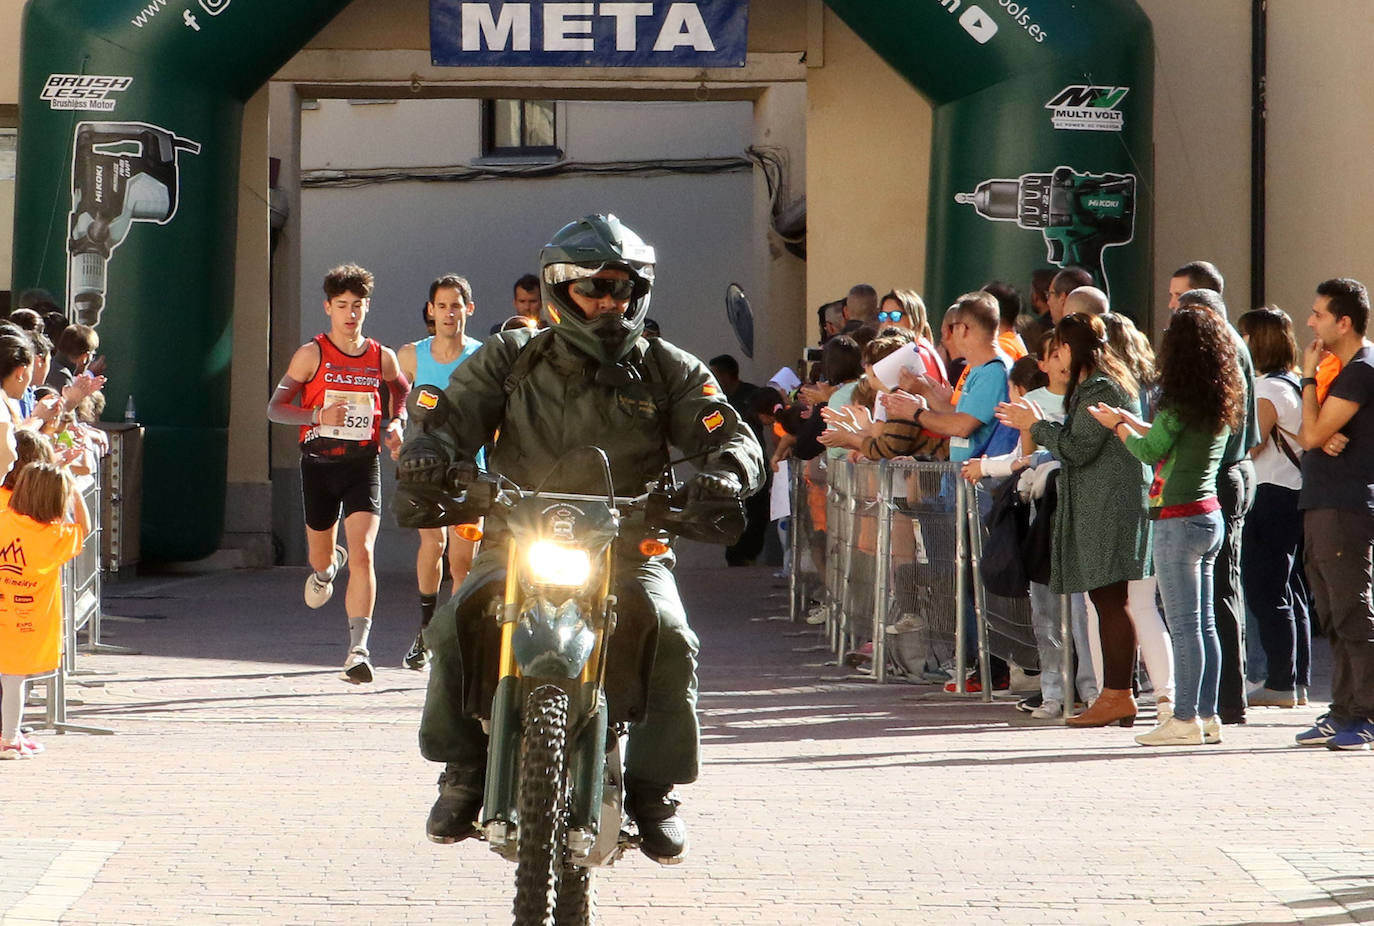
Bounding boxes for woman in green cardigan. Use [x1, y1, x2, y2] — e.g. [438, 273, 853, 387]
[998, 313, 1152, 728]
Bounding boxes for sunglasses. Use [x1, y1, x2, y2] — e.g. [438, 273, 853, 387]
[877, 310, 905, 323]
[570, 277, 637, 301]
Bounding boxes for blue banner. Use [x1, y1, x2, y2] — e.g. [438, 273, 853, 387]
[430, 1, 749, 68]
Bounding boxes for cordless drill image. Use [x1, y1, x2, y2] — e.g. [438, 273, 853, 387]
[955, 166, 1136, 299]
[67, 121, 201, 326]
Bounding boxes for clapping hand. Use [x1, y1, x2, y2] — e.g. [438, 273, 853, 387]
[820, 403, 872, 433]
[995, 397, 1044, 431]
[880, 390, 926, 421]
[1087, 402, 1125, 430]
[897, 368, 950, 404]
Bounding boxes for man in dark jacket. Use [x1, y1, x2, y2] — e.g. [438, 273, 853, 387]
[396, 214, 764, 863]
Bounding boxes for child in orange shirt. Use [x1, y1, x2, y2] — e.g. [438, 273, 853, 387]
[0, 429, 56, 510]
[0, 462, 90, 758]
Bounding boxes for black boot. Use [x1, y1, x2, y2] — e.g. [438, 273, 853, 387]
[624, 776, 688, 864]
[426, 763, 483, 844]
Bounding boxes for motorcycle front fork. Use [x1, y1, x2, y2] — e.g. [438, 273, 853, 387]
[482, 677, 611, 859]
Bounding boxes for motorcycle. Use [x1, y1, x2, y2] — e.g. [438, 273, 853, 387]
[394, 387, 745, 926]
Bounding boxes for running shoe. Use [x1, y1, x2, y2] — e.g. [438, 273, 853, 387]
[1327, 718, 1374, 751]
[341, 646, 374, 684]
[403, 632, 429, 671]
[304, 545, 348, 609]
[1295, 713, 1346, 747]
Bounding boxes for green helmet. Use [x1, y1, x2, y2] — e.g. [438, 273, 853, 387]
[540, 214, 655, 365]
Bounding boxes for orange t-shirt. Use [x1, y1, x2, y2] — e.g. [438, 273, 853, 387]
[1316, 352, 1342, 403]
[998, 330, 1028, 361]
[0, 510, 86, 675]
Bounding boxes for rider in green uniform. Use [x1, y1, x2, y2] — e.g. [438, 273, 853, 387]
[396, 214, 764, 862]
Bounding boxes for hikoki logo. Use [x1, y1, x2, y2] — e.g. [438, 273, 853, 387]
[41, 75, 133, 112]
[1046, 85, 1128, 132]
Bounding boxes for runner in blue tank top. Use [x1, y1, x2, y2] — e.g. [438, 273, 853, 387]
[395, 274, 483, 671]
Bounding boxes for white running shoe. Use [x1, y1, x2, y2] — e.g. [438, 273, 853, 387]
[340, 647, 374, 684]
[304, 545, 348, 609]
[1134, 716, 1204, 746]
[1030, 699, 1064, 721]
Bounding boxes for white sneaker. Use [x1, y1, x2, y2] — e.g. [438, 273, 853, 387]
[1200, 715, 1222, 744]
[1007, 664, 1039, 694]
[340, 647, 374, 684]
[804, 606, 828, 625]
[1134, 715, 1203, 746]
[885, 613, 926, 635]
[1030, 699, 1064, 721]
[304, 545, 348, 609]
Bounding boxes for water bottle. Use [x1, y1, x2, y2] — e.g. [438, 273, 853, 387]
[124, 395, 136, 425]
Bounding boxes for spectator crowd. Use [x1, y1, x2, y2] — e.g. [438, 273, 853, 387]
[761, 264, 1374, 752]
[0, 292, 110, 759]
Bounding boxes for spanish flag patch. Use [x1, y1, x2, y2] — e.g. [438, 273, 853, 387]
[417, 390, 439, 410]
[702, 382, 720, 396]
[702, 410, 725, 432]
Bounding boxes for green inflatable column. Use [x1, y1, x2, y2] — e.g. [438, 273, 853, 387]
[12, 0, 355, 559]
[824, 0, 1154, 324]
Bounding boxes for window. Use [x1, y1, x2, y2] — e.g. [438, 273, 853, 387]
[482, 100, 560, 159]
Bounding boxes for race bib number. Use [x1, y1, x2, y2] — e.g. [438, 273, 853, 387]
[323, 389, 375, 441]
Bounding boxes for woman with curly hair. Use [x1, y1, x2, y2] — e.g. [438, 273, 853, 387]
[997, 313, 1153, 728]
[1090, 307, 1244, 746]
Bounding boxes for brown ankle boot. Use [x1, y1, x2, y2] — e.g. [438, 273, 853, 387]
[1065, 688, 1137, 728]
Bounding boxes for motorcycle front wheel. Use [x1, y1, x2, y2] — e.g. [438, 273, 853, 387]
[554, 866, 595, 925]
[513, 684, 573, 926]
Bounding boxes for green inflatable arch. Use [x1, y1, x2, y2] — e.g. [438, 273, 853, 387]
[11, 0, 1152, 560]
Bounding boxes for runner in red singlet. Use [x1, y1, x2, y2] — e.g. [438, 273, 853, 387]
[268, 264, 410, 684]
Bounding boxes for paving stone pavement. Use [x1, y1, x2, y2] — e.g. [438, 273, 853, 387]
[1, 554, 1372, 925]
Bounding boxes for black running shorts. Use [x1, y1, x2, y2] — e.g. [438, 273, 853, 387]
[300, 452, 381, 531]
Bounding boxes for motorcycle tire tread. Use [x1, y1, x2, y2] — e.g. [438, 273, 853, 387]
[512, 685, 572, 926]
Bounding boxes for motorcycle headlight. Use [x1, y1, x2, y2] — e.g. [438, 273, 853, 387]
[527, 540, 593, 588]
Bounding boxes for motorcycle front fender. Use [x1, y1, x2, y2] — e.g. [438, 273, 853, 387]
[511, 598, 597, 679]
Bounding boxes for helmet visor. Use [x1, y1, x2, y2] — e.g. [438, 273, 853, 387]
[543, 261, 653, 294]
[570, 277, 637, 301]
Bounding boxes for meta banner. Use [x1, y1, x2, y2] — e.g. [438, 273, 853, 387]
[430, 1, 750, 67]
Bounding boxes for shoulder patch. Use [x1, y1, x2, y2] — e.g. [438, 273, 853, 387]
[702, 410, 726, 432]
[702, 382, 720, 396]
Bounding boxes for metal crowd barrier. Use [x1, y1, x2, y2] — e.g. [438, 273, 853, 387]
[32, 468, 114, 735]
[789, 457, 1074, 717]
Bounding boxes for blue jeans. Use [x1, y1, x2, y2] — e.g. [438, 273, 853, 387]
[1153, 511, 1225, 721]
